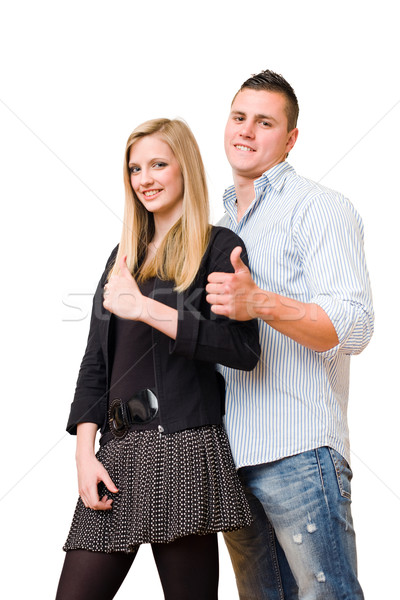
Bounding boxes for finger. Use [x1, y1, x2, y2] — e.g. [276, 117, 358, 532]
[207, 271, 230, 284]
[90, 498, 113, 511]
[210, 304, 230, 317]
[206, 293, 228, 306]
[96, 495, 114, 510]
[230, 246, 248, 273]
[100, 495, 113, 505]
[80, 493, 89, 509]
[85, 484, 101, 508]
[205, 282, 225, 295]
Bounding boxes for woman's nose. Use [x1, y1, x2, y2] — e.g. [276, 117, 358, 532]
[139, 168, 154, 186]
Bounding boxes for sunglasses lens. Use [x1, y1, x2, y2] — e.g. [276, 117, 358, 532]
[130, 389, 158, 424]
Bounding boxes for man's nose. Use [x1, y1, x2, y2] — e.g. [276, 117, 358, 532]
[239, 121, 255, 138]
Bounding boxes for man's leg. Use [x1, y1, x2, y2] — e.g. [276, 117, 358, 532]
[224, 490, 298, 600]
[237, 448, 364, 600]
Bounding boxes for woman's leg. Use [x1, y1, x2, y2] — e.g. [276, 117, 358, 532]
[152, 533, 219, 600]
[55, 548, 137, 600]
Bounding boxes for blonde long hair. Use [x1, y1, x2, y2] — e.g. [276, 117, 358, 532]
[109, 118, 211, 291]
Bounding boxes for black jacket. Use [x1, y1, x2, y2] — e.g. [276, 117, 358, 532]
[66, 226, 260, 436]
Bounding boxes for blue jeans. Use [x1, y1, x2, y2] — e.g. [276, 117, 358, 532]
[223, 447, 364, 600]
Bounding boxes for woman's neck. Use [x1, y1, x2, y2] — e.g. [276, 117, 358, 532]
[152, 212, 181, 245]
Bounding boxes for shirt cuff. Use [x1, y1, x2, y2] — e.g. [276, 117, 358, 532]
[311, 295, 358, 360]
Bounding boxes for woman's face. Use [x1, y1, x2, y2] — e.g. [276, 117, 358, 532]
[128, 134, 184, 224]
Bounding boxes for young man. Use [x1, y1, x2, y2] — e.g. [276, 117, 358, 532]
[206, 70, 374, 599]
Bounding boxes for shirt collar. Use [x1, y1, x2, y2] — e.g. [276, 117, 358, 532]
[223, 161, 294, 209]
[256, 161, 294, 193]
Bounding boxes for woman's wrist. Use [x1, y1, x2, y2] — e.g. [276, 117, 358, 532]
[76, 422, 98, 461]
[141, 297, 178, 339]
[75, 448, 96, 462]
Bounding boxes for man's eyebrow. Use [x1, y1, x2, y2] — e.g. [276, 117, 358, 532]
[230, 110, 277, 122]
[255, 113, 277, 122]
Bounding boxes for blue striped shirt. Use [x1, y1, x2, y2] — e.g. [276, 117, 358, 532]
[218, 161, 374, 468]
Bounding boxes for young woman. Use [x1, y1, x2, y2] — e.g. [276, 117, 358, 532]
[56, 118, 260, 600]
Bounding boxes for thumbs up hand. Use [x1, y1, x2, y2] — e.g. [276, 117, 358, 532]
[103, 255, 144, 320]
[206, 246, 267, 321]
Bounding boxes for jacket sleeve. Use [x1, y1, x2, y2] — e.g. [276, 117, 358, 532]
[293, 193, 374, 360]
[170, 228, 260, 370]
[66, 247, 118, 435]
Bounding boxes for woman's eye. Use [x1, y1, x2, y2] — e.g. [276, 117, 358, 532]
[129, 166, 140, 174]
[153, 162, 167, 168]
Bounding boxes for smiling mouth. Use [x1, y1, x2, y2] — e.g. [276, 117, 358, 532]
[234, 144, 255, 152]
[143, 189, 161, 197]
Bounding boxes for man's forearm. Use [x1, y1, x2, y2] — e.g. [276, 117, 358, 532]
[251, 289, 339, 352]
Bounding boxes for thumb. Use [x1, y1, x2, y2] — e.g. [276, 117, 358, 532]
[230, 246, 248, 274]
[119, 254, 130, 276]
[100, 468, 119, 494]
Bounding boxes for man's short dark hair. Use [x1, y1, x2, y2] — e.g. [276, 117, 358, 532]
[236, 70, 299, 132]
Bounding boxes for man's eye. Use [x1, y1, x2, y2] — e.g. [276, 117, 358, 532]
[129, 166, 140, 174]
[260, 121, 271, 127]
[234, 116, 244, 122]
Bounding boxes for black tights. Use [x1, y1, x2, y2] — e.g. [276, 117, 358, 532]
[55, 534, 219, 600]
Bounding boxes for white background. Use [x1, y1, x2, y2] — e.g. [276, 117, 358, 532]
[1, 1, 399, 598]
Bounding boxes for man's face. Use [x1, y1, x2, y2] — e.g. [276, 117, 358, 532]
[224, 88, 298, 181]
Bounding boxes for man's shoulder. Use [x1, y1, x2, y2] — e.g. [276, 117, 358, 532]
[215, 212, 233, 229]
[287, 168, 345, 202]
[284, 168, 358, 219]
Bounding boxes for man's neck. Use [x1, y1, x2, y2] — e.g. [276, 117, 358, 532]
[233, 174, 258, 222]
[232, 159, 286, 222]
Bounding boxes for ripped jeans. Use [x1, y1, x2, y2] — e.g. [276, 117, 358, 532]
[223, 447, 364, 600]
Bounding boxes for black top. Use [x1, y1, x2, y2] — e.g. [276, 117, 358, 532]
[109, 278, 156, 402]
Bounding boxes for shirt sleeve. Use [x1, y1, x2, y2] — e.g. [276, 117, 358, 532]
[293, 192, 374, 359]
[170, 228, 261, 370]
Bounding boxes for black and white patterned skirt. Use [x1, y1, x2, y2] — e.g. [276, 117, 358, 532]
[63, 425, 252, 553]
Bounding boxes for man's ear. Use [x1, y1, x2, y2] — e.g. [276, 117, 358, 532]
[286, 128, 299, 155]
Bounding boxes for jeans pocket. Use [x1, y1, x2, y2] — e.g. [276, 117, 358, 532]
[328, 448, 353, 500]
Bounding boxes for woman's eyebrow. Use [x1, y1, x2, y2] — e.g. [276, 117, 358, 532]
[128, 156, 167, 166]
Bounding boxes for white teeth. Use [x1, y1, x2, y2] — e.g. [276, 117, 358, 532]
[235, 145, 253, 152]
[144, 190, 160, 197]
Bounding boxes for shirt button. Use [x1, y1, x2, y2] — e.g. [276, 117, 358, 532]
[158, 425, 164, 433]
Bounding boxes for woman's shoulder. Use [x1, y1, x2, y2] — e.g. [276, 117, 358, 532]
[99, 244, 119, 285]
[208, 225, 244, 248]
[204, 226, 249, 272]
[106, 244, 119, 267]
